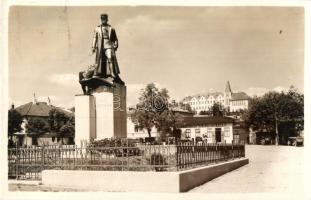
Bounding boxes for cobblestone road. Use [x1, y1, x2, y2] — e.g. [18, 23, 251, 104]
[189, 145, 305, 193]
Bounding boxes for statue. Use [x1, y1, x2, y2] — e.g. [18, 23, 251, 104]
[79, 14, 122, 95]
[92, 13, 120, 79]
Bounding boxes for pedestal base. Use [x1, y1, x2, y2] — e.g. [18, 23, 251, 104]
[75, 78, 127, 145]
[74, 95, 96, 146]
[92, 86, 114, 139]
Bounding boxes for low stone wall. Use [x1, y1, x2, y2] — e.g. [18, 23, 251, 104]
[42, 158, 249, 192]
[179, 158, 249, 192]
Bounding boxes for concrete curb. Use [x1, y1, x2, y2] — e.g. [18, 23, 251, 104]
[8, 180, 41, 185]
[42, 158, 249, 192]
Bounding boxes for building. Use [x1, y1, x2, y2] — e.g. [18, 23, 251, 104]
[127, 107, 194, 139]
[12, 95, 74, 146]
[182, 81, 249, 113]
[177, 116, 236, 143]
[127, 117, 158, 139]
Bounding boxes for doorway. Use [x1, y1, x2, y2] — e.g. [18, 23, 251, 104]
[215, 128, 222, 143]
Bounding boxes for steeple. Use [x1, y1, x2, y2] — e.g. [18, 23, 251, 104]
[225, 81, 232, 93]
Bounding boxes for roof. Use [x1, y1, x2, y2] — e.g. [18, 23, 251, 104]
[15, 102, 73, 117]
[182, 96, 192, 102]
[225, 81, 232, 93]
[231, 92, 249, 101]
[177, 116, 234, 128]
[186, 92, 224, 102]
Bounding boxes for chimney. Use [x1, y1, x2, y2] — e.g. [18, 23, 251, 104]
[33, 93, 37, 104]
[47, 96, 51, 106]
[11, 103, 15, 109]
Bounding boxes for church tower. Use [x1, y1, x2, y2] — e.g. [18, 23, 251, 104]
[224, 81, 232, 108]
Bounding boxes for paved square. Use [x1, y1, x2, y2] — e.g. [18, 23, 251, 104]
[189, 145, 304, 193]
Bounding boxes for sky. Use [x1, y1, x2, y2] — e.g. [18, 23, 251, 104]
[9, 6, 304, 108]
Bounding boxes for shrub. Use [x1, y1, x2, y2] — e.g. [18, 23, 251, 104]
[150, 153, 167, 171]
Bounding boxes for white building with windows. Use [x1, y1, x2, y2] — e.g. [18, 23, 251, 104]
[178, 116, 236, 143]
[182, 81, 249, 113]
[127, 117, 157, 139]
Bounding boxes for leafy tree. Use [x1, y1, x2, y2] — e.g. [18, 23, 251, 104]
[48, 108, 74, 144]
[210, 102, 223, 116]
[8, 109, 23, 138]
[26, 118, 49, 135]
[59, 124, 75, 144]
[245, 87, 303, 145]
[130, 83, 178, 139]
[178, 102, 194, 113]
[48, 108, 68, 132]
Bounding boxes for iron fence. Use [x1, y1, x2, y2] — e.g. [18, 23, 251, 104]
[8, 143, 245, 180]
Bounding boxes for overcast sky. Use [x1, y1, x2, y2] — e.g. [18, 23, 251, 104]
[9, 6, 304, 108]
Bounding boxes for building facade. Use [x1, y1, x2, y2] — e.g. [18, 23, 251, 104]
[127, 107, 194, 139]
[178, 116, 236, 144]
[182, 81, 249, 113]
[127, 117, 158, 139]
[12, 96, 74, 146]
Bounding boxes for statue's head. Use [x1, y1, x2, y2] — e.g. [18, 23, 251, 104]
[100, 14, 108, 24]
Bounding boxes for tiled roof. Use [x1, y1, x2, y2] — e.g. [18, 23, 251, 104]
[15, 102, 72, 117]
[231, 92, 249, 101]
[188, 92, 224, 101]
[177, 116, 234, 128]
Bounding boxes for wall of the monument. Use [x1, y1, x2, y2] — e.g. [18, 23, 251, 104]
[113, 82, 127, 138]
[92, 86, 114, 139]
[74, 95, 96, 146]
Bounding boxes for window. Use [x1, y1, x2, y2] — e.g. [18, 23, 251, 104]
[224, 127, 230, 137]
[31, 137, 38, 146]
[195, 129, 201, 137]
[185, 129, 191, 138]
[233, 134, 239, 144]
[134, 125, 139, 132]
[207, 128, 213, 138]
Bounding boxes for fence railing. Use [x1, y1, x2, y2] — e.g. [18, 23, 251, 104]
[8, 143, 245, 180]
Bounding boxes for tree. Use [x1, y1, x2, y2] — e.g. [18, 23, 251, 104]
[8, 109, 23, 138]
[26, 118, 49, 135]
[59, 124, 75, 144]
[48, 108, 74, 144]
[178, 102, 194, 113]
[245, 88, 303, 145]
[130, 83, 177, 140]
[210, 102, 223, 116]
[48, 109, 67, 132]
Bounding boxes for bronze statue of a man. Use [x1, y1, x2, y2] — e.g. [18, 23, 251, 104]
[92, 14, 120, 78]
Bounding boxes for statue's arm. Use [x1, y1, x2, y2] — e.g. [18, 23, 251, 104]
[111, 28, 118, 50]
[92, 28, 98, 52]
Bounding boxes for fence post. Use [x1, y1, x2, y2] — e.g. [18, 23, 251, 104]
[15, 143, 18, 180]
[41, 146, 44, 174]
[176, 143, 178, 171]
[127, 139, 129, 170]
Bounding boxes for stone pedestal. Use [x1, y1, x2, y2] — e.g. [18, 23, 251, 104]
[113, 82, 127, 138]
[74, 95, 96, 146]
[92, 85, 114, 139]
[75, 78, 127, 145]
